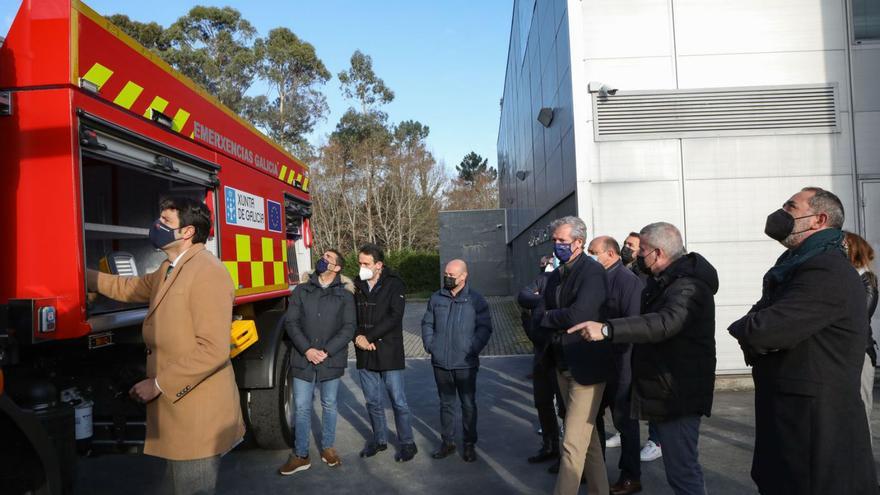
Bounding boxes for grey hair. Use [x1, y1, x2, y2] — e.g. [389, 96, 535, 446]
[549, 216, 587, 242]
[639, 222, 686, 261]
[802, 187, 845, 229]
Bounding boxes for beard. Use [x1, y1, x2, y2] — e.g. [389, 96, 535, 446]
[780, 218, 812, 249]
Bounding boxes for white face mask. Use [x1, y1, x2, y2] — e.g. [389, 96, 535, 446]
[544, 264, 555, 273]
[359, 266, 375, 281]
[588, 254, 599, 262]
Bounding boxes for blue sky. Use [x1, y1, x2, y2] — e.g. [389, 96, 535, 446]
[1, 0, 512, 173]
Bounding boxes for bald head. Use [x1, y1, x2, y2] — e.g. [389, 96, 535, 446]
[445, 259, 467, 275]
[587, 235, 621, 270]
[443, 259, 468, 295]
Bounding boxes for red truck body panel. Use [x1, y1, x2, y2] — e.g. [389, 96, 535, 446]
[0, 0, 312, 341]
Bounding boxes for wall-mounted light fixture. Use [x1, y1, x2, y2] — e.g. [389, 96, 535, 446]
[537, 107, 554, 128]
[516, 170, 530, 181]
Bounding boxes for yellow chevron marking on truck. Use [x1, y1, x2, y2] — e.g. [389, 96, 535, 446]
[172, 109, 190, 132]
[278, 165, 288, 181]
[235, 234, 251, 262]
[302, 177, 310, 192]
[143, 96, 169, 118]
[223, 261, 239, 288]
[262, 237, 274, 262]
[274, 261, 285, 285]
[251, 262, 265, 287]
[82, 63, 114, 90]
[112, 81, 143, 109]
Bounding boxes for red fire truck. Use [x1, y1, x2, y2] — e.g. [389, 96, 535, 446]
[0, 1, 313, 491]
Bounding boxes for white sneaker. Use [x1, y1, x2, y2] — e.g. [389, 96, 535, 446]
[640, 440, 662, 461]
[605, 433, 621, 448]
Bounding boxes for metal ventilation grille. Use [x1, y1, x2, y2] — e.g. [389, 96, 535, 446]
[593, 84, 840, 141]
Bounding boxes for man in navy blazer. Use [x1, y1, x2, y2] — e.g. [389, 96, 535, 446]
[588, 235, 645, 495]
[540, 216, 610, 495]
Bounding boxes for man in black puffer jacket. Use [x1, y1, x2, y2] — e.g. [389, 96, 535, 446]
[352, 244, 417, 463]
[568, 222, 717, 495]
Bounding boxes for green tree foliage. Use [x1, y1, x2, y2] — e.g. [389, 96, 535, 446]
[107, 14, 169, 52]
[337, 50, 394, 112]
[456, 151, 497, 183]
[339, 249, 440, 295]
[162, 6, 261, 113]
[312, 53, 446, 254]
[446, 151, 498, 210]
[246, 27, 331, 156]
[107, 11, 450, 257]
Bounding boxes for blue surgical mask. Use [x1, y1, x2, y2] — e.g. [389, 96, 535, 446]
[588, 254, 599, 262]
[149, 219, 179, 249]
[554, 243, 574, 263]
[315, 258, 329, 274]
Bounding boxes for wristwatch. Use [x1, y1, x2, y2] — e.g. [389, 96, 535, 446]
[601, 324, 610, 338]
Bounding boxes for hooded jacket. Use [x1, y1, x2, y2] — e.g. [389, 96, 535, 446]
[608, 252, 718, 421]
[285, 272, 356, 382]
[353, 268, 407, 371]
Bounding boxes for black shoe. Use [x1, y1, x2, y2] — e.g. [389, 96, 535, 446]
[462, 443, 477, 463]
[395, 443, 418, 462]
[527, 446, 560, 464]
[610, 478, 643, 495]
[431, 442, 456, 459]
[548, 459, 560, 474]
[359, 442, 388, 458]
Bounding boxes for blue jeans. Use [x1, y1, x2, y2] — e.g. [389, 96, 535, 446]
[654, 415, 706, 495]
[293, 376, 340, 458]
[433, 366, 478, 445]
[358, 369, 414, 445]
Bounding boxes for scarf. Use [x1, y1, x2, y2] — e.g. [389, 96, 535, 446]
[763, 228, 845, 293]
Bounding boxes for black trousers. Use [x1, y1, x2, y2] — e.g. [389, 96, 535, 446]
[533, 353, 566, 445]
[433, 366, 478, 445]
[597, 346, 641, 481]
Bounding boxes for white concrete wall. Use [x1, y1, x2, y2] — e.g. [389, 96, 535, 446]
[566, 0, 865, 372]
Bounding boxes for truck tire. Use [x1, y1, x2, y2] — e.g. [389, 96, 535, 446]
[246, 339, 293, 450]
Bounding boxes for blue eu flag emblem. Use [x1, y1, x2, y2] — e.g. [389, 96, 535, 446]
[268, 200, 282, 233]
[225, 187, 237, 225]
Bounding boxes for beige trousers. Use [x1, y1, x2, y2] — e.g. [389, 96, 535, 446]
[553, 370, 608, 495]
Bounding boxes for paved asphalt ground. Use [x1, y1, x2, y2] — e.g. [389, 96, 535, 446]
[72, 298, 880, 494]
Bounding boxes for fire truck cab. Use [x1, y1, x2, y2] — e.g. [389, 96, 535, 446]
[0, 1, 311, 491]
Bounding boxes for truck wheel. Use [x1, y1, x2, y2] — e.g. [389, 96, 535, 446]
[246, 340, 293, 450]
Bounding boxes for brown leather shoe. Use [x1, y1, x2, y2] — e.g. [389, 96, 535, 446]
[321, 447, 341, 467]
[610, 478, 642, 495]
[278, 455, 310, 476]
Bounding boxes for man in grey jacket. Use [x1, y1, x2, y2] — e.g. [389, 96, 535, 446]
[421, 259, 493, 463]
[279, 249, 356, 477]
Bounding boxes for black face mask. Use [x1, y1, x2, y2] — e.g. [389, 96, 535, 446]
[620, 246, 634, 265]
[764, 209, 816, 242]
[635, 250, 657, 274]
[443, 276, 458, 291]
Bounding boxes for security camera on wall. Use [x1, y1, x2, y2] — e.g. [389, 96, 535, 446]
[588, 81, 618, 97]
